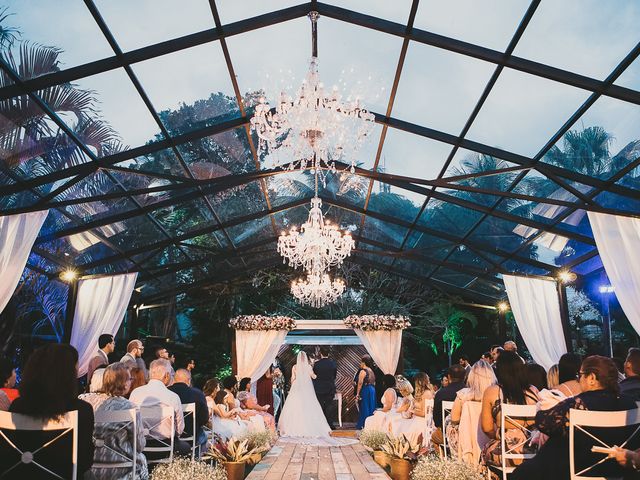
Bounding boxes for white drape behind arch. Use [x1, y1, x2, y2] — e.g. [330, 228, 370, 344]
[71, 273, 138, 377]
[503, 275, 566, 370]
[236, 330, 288, 380]
[0, 211, 49, 314]
[353, 329, 402, 374]
[588, 212, 640, 335]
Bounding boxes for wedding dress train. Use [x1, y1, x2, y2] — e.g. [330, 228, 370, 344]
[277, 351, 355, 446]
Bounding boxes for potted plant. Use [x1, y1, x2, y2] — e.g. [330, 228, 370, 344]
[237, 430, 277, 465]
[204, 437, 268, 480]
[411, 455, 484, 480]
[359, 429, 391, 468]
[381, 435, 423, 480]
[150, 457, 227, 480]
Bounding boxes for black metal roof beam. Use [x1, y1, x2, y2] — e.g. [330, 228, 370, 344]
[0, 3, 314, 101]
[357, 0, 419, 246]
[323, 196, 555, 272]
[315, 2, 640, 105]
[74, 198, 308, 271]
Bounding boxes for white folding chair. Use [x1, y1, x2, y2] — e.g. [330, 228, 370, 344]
[0, 410, 78, 480]
[140, 405, 175, 465]
[334, 393, 343, 428]
[423, 398, 435, 447]
[490, 403, 537, 480]
[92, 408, 137, 478]
[181, 403, 197, 460]
[569, 408, 640, 480]
[441, 400, 455, 459]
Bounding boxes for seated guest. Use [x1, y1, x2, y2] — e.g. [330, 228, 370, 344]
[490, 345, 503, 366]
[203, 378, 220, 419]
[504, 340, 525, 363]
[619, 347, 640, 400]
[120, 340, 146, 382]
[82, 368, 106, 403]
[459, 355, 472, 373]
[481, 352, 492, 363]
[129, 359, 190, 455]
[127, 367, 146, 397]
[212, 390, 254, 441]
[0, 357, 19, 404]
[364, 374, 397, 432]
[168, 368, 210, 451]
[546, 364, 559, 389]
[411, 372, 435, 417]
[481, 351, 539, 468]
[221, 375, 265, 430]
[431, 364, 466, 449]
[611, 446, 640, 472]
[80, 363, 147, 480]
[447, 360, 497, 457]
[9, 344, 94, 478]
[237, 377, 276, 432]
[556, 353, 582, 397]
[387, 376, 424, 445]
[511, 356, 637, 480]
[526, 364, 548, 391]
[87, 334, 115, 386]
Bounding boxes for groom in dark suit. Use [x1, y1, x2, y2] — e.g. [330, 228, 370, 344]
[313, 346, 337, 428]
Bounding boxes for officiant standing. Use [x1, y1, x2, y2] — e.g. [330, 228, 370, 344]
[313, 346, 337, 428]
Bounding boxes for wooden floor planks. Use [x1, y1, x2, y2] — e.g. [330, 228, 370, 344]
[246, 441, 391, 480]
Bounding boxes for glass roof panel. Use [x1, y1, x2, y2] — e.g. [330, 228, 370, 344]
[466, 68, 591, 157]
[328, 0, 412, 24]
[181, 231, 229, 250]
[274, 204, 310, 233]
[4, 0, 113, 70]
[443, 149, 521, 182]
[501, 259, 549, 276]
[393, 258, 434, 278]
[131, 42, 238, 135]
[512, 0, 640, 80]
[227, 216, 273, 247]
[355, 247, 394, 266]
[540, 96, 640, 180]
[152, 198, 214, 236]
[595, 190, 640, 214]
[414, 0, 530, 51]
[616, 171, 640, 191]
[71, 68, 163, 149]
[367, 186, 423, 221]
[216, 0, 300, 25]
[418, 195, 484, 236]
[95, 0, 214, 52]
[393, 42, 495, 135]
[381, 127, 453, 180]
[361, 217, 408, 248]
[431, 267, 481, 289]
[405, 229, 455, 255]
[176, 127, 256, 175]
[573, 254, 603, 276]
[466, 215, 530, 254]
[446, 245, 500, 272]
[215, 180, 267, 222]
[112, 147, 188, 179]
[267, 171, 312, 207]
[614, 56, 640, 90]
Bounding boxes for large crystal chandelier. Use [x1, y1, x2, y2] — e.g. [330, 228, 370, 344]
[250, 11, 375, 180]
[291, 272, 346, 308]
[278, 174, 354, 275]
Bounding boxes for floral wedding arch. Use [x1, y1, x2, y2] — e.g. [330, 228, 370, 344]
[230, 314, 410, 379]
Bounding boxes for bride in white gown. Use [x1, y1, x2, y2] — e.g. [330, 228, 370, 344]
[278, 351, 332, 439]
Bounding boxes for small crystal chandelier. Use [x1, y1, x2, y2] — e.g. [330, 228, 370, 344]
[278, 173, 354, 275]
[250, 11, 375, 181]
[291, 271, 346, 308]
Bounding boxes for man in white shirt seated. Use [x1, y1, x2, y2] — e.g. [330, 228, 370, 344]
[129, 359, 190, 455]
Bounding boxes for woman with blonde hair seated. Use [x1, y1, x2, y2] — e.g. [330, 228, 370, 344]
[411, 372, 436, 417]
[446, 360, 497, 459]
[79, 362, 147, 480]
[387, 375, 425, 445]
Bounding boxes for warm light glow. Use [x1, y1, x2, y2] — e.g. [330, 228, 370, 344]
[60, 269, 78, 282]
[497, 302, 509, 313]
[558, 270, 576, 283]
[599, 285, 614, 293]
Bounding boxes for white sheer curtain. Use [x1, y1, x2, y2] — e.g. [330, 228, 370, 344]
[0, 211, 49, 314]
[71, 273, 138, 377]
[503, 275, 566, 370]
[588, 211, 640, 335]
[353, 329, 402, 374]
[236, 330, 287, 381]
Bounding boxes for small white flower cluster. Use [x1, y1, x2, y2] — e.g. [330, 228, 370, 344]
[411, 455, 484, 480]
[344, 314, 411, 331]
[229, 315, 296, 331]
[150, 458, 227, 480]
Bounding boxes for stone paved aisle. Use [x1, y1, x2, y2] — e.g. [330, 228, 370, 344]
[245, 441, 391, 480]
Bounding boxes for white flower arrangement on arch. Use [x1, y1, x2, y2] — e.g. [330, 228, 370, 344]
[229, 315, 297, 331]
[344, 314, 411, 331]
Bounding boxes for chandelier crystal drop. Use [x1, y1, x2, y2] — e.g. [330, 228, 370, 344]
[291, 272, 346, 308]
[250, 12, 375, 181]
[277, 195, 354, 275]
